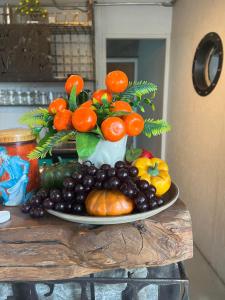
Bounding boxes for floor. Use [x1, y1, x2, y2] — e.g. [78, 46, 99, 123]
[185, 245, 225, 300]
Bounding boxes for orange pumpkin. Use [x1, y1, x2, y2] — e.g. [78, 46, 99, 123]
[85, 190, 134, 216]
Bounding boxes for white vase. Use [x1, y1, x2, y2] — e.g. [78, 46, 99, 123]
[86, 136, 128, 167]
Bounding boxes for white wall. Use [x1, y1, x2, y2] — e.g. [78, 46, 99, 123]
[167, 0, 225, 282]
[94, 4, 172, 88]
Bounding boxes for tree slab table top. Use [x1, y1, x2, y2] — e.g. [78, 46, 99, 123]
[0, 199, 193, 282]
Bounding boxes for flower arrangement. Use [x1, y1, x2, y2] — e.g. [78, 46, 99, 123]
[16, 0, 48, 19]
[20, 70, 171, 161]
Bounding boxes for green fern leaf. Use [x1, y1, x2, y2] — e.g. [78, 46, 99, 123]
[20, 108, 51, 128]
[28, 130, 76, 160]
[143, 119, 171, 138]
[119, 81, 157, 101]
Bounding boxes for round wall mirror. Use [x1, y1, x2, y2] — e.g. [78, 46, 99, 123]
[192, 32, 223, 96]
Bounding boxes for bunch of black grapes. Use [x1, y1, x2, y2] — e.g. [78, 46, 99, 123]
[21, 161, 165, 218]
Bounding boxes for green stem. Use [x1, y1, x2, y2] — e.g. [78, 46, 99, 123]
[148, 163, 159, 176]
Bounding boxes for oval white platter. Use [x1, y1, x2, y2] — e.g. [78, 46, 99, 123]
[47, 182, 179, 225]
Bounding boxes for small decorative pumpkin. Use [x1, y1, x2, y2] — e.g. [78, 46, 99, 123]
[85, 190, 134, 216]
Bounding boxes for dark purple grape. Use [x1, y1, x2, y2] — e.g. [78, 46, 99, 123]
[134, 193, 147, 205]
[149, 200, 158, 210]
[149, 184, 157, 194]
[107, 177, 120, 189]
[32, 196, 42, 207]
[95, 170, 106, 181]
[156, 197, 164, 206]
[138, 180, 150, 191]
[82, 175, 94, 188]
[36, 188, 49, 199]
[129, 166, 139, 177]
[21, 204, 31, 214]
[50, 189, 62, 202]
[87, 166, 97, 176]
[94, 181, 102, 189]
[107, 168, 116, 177]
[63, 177, 75, 190]
[137, 203, 150, 212]
[54, 202, 65, 212]
[115, 161, 126, 169]
[103, 180, 111, 189]
[116, 168, 129, 180]
[145, 190, 155, 200]
[43, 198, 54, 209]
[74, 184, 84, 193]
[62, 189, 75, 202]
[72, 203, 84, 214]
[72, 172, 83, 183]
[30, 207, 45, 218]
[65, 202, 73, 213]
[75, 193, 86, 203]
[100, 164, 111, 171]
[84, 186, 91, 193]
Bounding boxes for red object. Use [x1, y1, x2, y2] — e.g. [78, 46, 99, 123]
[105, 70, 128, 93]
[123, 112, 144, 136]
[101, 117, 126, 142]
[92, 89, 112, 104]
[48, 98, 67, 114]
[65, 74, 84, 95]
[140, 149, 153, 159]
[54, 109, 72, 131]
[0, 129, 40, 196]
[72, 107, 97, 132]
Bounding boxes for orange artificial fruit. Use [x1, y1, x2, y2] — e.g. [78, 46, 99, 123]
[80, 99, 93, 109]
[72, 107, 97, 132]
[65, 74, 84, 95]
[54, 109, 72, 131]
[111, 100, 132, 113]
[101, 117, 126, 142]
[92, 89, 112, 104]
[48, 98, 67, 114]
[124, 112, 144, 136]
[105, 70, 128, 93]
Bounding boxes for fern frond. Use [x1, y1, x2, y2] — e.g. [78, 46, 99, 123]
[119, 81, 157, 101]
[20, 108, 51, 128]
[28, 130, 76, 160]
[143, 119, 171, 138]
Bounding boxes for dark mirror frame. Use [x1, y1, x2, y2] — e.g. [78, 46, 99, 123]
[192, 32, 223, 96]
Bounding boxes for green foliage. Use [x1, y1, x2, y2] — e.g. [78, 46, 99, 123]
[28, 130, 76, 160]
[76, 132, 100, 159]
[76, 90, 91, 106]
[125, 147, 142, 163]
[16, 0, 48, 18]
[143, 119, 171, 138]
[69, 85, 77, 111]
[19, 108, 51, 128]
[119, 81, 157, 101]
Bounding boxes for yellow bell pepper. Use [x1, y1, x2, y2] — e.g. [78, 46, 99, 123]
[133, 157, 171, 196]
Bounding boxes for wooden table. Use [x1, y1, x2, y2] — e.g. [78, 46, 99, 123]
[0, 199, 193, 299]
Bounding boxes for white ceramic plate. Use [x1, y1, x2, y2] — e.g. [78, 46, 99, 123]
[47, 182, 179, 225]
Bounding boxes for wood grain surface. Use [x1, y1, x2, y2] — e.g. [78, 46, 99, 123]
[0, 199, 193, 282]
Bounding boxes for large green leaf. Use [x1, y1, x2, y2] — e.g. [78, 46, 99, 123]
[119, 81, 157, 101]
[69, 85, 77, 111]
[76, 132, 100, 159]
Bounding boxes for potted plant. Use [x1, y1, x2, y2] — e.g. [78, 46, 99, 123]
[20, 71, 171, 166]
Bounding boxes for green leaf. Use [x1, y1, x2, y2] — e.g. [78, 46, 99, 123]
[76, 133, 100, 160]
[119, 81, 157, 101]
[140, 106, 145, 113]
[28, 130, 76, 160]
[126, 147, 142, 163]
[143, 119, 171, 138]
[108, 111, 131, 117]
[90, 125, 104, 138]
[19, 107, 51, 128]
[76, 90, 90, 106]
[69, 85, 77, 111]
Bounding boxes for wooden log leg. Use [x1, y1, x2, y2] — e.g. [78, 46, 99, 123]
[10, 283, 38, 300]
